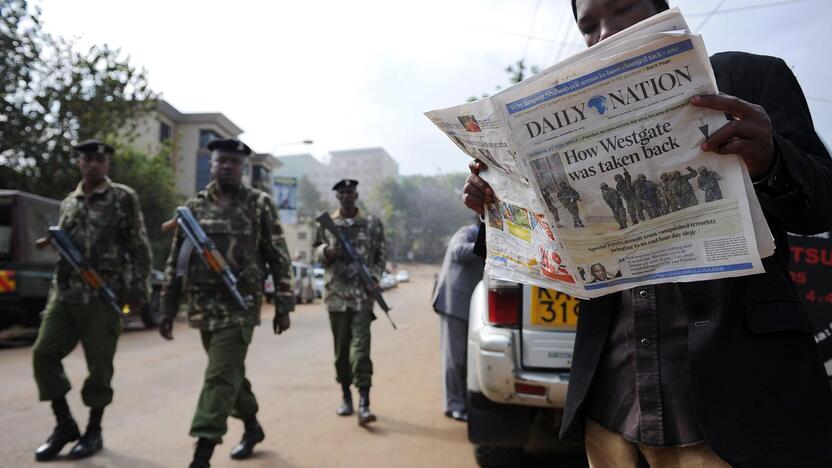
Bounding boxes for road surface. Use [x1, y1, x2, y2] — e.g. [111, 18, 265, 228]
[0, 264, 587, 467]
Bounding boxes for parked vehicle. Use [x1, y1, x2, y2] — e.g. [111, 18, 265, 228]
[312, 267, 325, 298]
[467, 276, 579, 467]
[395, 269, 410, 283]
[292, 261, 316, 304]
[0, 190, 60, 329]
[379, 272, 397, 290]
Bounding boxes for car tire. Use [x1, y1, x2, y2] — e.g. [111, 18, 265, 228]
[140, 288, 162, 328]
[473, 446, 522, 468]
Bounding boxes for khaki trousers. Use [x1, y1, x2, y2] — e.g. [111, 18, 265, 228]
[585, 419, 732, 468]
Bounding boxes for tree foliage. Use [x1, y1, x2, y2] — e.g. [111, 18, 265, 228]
[468, 59, 540, 101]
[109, 143, 181, 269]
[297, 175, 330, 221]
[0, 0, 156, 198]
[374, 173, 476, 263]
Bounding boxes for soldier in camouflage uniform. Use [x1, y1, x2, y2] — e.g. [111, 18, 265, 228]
[31, 140, 152, 461]
[557, 180, 585, 227]
[313, 179, 387, 426]
[634, 173, 662, 219]
[672, 167, 700, 209]
[614, 168, 640, 225]
[158, 139, 294, 468]
[600, 183, 628, 229]
[659, 172, 679, 213]
[696, 166, 724, 202]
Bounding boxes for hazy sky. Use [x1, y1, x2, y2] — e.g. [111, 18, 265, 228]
[39, 0, 832, 175]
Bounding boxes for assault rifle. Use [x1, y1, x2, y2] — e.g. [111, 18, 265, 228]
[316, 212, 396, 329]
[162, 206, 249, 310]
[36, 226, 122, 315]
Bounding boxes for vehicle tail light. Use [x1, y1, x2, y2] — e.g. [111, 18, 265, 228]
[487, 278, 520, 327]
[515, 383, 546, 396]
[0, 270, 17, 293]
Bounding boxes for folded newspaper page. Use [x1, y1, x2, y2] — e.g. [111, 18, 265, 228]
[425, 8, 773, 299]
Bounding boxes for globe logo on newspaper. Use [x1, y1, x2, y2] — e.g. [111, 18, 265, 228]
[587, 95, 608, 115]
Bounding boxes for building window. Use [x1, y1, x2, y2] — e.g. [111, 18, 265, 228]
[195, 153, 211, 191]
[199, 130, 222, 149]
[159, 122, 172, 143]
[298, 231, 307, 240]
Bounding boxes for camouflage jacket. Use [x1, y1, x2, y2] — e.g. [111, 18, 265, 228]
[162, 182, 294, 331]
[53, 177, 152, 305]
[313, 208, 386, 312]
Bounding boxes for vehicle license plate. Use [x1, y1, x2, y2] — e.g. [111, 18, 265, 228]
[529, 287, 579, 329]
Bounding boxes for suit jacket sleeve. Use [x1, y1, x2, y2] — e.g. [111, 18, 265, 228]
[754, 58, 832, 234]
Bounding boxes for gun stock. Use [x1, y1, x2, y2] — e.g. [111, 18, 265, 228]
[38, 226, 122, 315]
[169, 207, 249, 310]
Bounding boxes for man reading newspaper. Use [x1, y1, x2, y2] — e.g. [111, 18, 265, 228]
[461, 1, 832, 466]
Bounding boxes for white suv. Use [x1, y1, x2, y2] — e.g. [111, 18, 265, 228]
[467, 276, 580, 467]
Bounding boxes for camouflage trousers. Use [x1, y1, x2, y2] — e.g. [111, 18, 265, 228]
[190, 325, 259, 442]
[32, 296, 122, 408]
[328, 309, 373, 388]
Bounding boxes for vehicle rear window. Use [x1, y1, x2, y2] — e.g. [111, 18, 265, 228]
[0, 205, 11, 260]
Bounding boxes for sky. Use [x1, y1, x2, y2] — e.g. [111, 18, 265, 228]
[38, 0, 832, 176]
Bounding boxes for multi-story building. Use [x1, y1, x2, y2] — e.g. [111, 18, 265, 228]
[275, 147, 398, 200]
[272, 148, 398, 263]
[130, 100, 277, 198]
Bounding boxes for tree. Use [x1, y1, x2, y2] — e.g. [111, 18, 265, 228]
[468, 59, 540, 101]
[297, 175, 329, 220]
[0, 0, 156, 198]
[109, 143, 181, 269]
[376, 174, 475, 263]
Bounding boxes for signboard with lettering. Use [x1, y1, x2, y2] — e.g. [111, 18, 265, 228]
[272, 176, 298, 225]
[788, 232, 832, 376]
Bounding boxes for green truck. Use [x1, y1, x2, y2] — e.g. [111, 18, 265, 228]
[0, 190, 60, 329]
[0, 190, 162, 333]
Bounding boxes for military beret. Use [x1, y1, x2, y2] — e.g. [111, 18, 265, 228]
[571, 0, 668, 19]
[206, 138, 252, 156]
[73, 139, 114, 155]
[332, 179, 359, 191]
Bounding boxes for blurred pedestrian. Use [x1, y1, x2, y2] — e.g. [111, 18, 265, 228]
[158, 138, 294, 468]
[431, 222, 484, 421]
[32, 140, 151, 461]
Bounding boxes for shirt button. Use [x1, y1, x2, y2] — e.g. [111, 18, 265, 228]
[638, 290, 648, 298]
[641, 338, 650, 346]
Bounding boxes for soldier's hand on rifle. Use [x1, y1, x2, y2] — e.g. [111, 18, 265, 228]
[324, 244, 343, 261]
[159, 315, 174, 340]
[364, 281, 381, 295]
[464, 159, 494, 216]
[273, 313, 291, 334]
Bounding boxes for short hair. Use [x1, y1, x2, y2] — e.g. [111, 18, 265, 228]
[571, 0, 669, 20]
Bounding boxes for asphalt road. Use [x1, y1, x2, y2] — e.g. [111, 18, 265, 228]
[0, 264, 587, 468]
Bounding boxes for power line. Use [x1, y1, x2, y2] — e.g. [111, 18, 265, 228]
[694, 0, 726, 31]
[522, 0, 544, 60]
[808, 96, 832, 104]
[686, 0, 820, 17]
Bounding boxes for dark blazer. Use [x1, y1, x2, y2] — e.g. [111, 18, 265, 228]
[559, 52, 832, 466]
[432, 224, 484, 322]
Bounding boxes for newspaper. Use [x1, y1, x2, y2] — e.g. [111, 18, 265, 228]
[426, 8, 773, 299]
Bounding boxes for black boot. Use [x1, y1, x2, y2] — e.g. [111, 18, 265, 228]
[68, 407, 104, 459]
[35, 398, 81, 461]
[189, 437, 215, 468]
[336, 384, 354, 416]
[230, 418, 265, 460]
[357, 387, 376, 426]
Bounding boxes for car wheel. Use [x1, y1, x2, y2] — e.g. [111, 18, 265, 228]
[140, 288, 162, 328]
[473, 446, 522, 468]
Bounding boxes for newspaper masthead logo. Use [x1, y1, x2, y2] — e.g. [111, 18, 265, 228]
[602, 65, 693, 113]
[523, 65, 694, 139]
